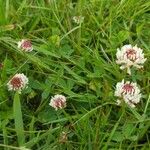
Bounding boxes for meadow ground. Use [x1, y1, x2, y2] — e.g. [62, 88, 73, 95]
[0, 0, 150, 149]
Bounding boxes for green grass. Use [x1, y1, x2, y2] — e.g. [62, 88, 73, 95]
[0, 0, 150, 149]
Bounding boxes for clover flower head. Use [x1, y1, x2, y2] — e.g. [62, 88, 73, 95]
[115, 80, 141, 108]
[18, 39, 33, 52]
[49, 94, 66, 110]
[7, 73, 28, 93]
[116, 44, 146, 74]
[72, 16, 84, 24]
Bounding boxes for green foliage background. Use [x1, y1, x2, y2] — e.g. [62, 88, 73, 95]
[0, 0, 150, 149]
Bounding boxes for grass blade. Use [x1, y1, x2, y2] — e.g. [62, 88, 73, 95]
[13, 92, 25, 146]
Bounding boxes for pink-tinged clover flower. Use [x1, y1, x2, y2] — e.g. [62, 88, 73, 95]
[49, 94, 66, 110]
[72, 16, 84, 24]
[7, 73, 28, 93]
[18, 39, 33, 52]
[116, 44, 146, 75]
[115, 80, 141, 108]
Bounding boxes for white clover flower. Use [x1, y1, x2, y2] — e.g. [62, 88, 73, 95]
[114, 80, 141, 108]
[72, 16, 84, 24]
[116, 44, 146, 75]
[18, 39, 33, 52]
[7, 73, 28, 93]
[49, 94, 66, 111]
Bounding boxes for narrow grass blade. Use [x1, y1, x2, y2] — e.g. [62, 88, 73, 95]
[13, 92, 25, 146]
